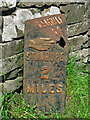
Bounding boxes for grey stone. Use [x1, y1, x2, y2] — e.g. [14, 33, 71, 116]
[83, 57, 89, 63]
[0, 59, 2, 74]
[82, 49, 89, 57]
[67, 21, 89, 37]
[14, 9, 34, 32]
[60, 3, 88, 24]
[17, 2, 43, 8]
[42, 6, 61, 16]
[2, 39, 24, 59]
[34, 13, 42, 18]
[0, 0, 16, 11]
[70, 48, 89, 63]
[7, 68, 22, 80]
[68, 35, 88, 51]
[2, 53, 23, 74]
[2, 9, 34, 41]
[0, 44, 2, 59]
[2, 77, 23, 93]
[2, 16, 17, 42]
[17, 2, 60, 8]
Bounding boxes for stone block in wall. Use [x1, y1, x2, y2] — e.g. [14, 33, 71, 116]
[2, 9, 35, 41]
[14, 9, 34, 32]
[0, 59, 2, 82]
[17, 2, 60, 8]
[2, 53, 23, 74]
[70, 48, 89, 63]
[0, 0, 16, 11]
[2, 39, 24, 59]
[60, 3, 88, 24]
[2, 77, 23, 93]
[0, 44, 2, 59]
[6, 68, 23, 80]
[41, 6, 61, 16]
[68, 34, 88, 51]
[2, 16, 17, 42]
[67, 21, 88, 37]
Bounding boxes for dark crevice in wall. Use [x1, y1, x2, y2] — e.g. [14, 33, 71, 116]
[17, 4, 59, 9]
[67, 21, 83, 26]
[3, 52, 24, 62]
[12, 36, 24, 40]
[69, 2, 85, 5]
[15, 84, 23, 94]
[1, 67, 23, 83]
[68, 31, 88, 38]
[0, 35, 2, 43]
[39, 4, 58, 11]
[17, 4, 62, 13]
[59, 4, 68, 6]
[2, 36, 24, 44]
[60, 10, 65, 14]
[2, 7, 16, 16]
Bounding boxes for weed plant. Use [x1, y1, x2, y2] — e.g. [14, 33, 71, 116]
[0, 52, 89, 119]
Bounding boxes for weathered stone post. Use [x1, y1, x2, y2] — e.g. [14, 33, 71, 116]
[24, 14, 68, 113]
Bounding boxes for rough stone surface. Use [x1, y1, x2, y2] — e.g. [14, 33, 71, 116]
[17, 2, 60, 8]
[2, 9, 35, 41]
[60, 3, 88, 24]
[2, 77, 23, 93]
[68, 34, 88, 51]
[2, 53, 23, 74]
[82, 49, 89, 57]
[6, 68, 22, 80]
[42, 6, 61, 16]
[0, 0, 16, 11]
[0, 44, 2, 59]
[2, 16, 17, 42]
[70, 48, 89, 62]
[83, 57, 89, 63]
[34, 13, 42, 18]
[0, 59, 2, 75]
[14, 9, 34, 32]
[67, 21, 89, 37]
[2, 39, 24, 59]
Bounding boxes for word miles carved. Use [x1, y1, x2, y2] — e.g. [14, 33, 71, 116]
[24, 14, 68, 113]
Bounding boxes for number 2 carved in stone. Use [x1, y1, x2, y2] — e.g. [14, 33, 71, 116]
[41, 66, 49, 79]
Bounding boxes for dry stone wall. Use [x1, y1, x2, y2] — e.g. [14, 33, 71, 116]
[0, 1, 89, 96]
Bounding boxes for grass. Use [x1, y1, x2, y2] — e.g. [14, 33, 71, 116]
[0, 52, 89, 119]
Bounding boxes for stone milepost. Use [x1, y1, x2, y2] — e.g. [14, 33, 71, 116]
[24, 14, 68, 113]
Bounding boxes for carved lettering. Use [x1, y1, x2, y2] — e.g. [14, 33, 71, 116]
[36, 21, 43, 28]
[35, 53, 39, 61]
[31, 52, 35, 61]
[45, 52, 49, 61]
[40, 20, 46, 28]
[36, 16, 64, 28]
[27, 84, 34, 93]
[36, 84, 39, 93]
[40, 52, 44, 61]
[52, 28, 58, 35]
[26, 52, 30, 61]
[60, 52, 64, 62]
[41, 66, 49, 79]
[55, 53, 59, 61]
[41, 84, 47, 93]
[57, 26, 63, 34]
[56, 84, 62, 93]
[26, 84, 62, 94]
[49, 84, 55, 93]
